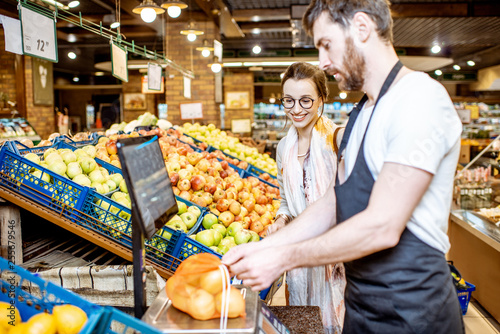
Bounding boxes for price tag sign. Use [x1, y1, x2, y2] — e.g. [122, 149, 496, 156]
[20, 5, 58, 62]
[111, 42, 128, 82]
[183, 76, 191, 99]
[231, 119, 252, 134]
[147, 63, 162, 91]
[180, 102, 203, 120]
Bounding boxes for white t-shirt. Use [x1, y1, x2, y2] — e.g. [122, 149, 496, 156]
[344, 72, 462, 254]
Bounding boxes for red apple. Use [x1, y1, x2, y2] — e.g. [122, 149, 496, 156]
[233, 179, 244, 192]
[204, 182, 217, 194]
[220, 160, 229, 170]
[248, 177, 260, 188]
[196, 159, 210, 173]
[229, 201, 241, 216]
[169, 172, 179, 186]
[219, 170, 228, 179]
[177, 178, 191, 191]
[192, 194, 208, 207]
[219, 211, 235, 227]
[241, 217, 251, 229]
[178, 169, 192, 181]
[213, 188, 226, 201]
[238, 191, 250, 204]
[179, 190, 192, 202]
[260, 215, 271, 227]
[106, 140, 118, 155]
[254, 204, 266, 216]
[191, 175, 206, 192]
[187, 152, 202, 166]
[243, 199, 255, 213]
[202, 192, 213, 205]
[216, 199, 230, 212]
[260, 173, 270, 181]
[176, 146, 188, 156]
[250, 220, 264, 233]
[240, 206, 248, 217]
[256, 194, 268, 205]
[226, 189, 238, 200]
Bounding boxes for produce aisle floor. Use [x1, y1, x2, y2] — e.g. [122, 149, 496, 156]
[269, 279, 500, 334]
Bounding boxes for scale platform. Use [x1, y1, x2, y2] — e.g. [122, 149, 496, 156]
[142, 285, 290, 334]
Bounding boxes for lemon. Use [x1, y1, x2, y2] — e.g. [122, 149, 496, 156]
[24, 313, 56, 334]
[0, 301, 21, 329]
[52, 304, 87, 334]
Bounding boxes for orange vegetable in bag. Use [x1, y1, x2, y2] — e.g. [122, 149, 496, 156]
[166, 253, 246, 320]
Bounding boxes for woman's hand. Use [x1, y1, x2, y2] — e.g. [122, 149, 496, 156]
[265, 216, 289, 236]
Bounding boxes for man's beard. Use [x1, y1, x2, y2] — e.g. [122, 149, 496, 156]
[337, 36, 365, 92]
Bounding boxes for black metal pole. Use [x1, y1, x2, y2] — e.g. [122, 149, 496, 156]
[132, 218, 147, 319]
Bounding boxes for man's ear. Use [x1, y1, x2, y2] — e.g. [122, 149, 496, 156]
[351, 12, 373, 44]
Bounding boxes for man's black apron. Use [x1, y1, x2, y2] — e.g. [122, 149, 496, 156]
[334, 61, 464, 333]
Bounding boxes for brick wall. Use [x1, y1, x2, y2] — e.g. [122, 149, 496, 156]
[0, 31, 17, 110]
[122, 71, 157, 123]
[24, 57, 55, 140]
[164, 20, 220, 127]
[223, 72, 255, 128]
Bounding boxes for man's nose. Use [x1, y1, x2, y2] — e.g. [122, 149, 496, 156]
[319, 49, 332, 71]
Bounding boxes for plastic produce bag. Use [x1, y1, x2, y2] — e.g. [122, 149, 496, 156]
[166, 253, 246, 324]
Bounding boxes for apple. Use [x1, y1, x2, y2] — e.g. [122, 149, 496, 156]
[66, 161, 83, 179]
[73, 174, 91, 187]
[226, 189, 238, 200]
[82, 145, 97, 158]
[106, 140, 118, 155]
[249, 230, 260, 242]
[216, 199, 230, 212]
[187, 152, 202, 165]
[179, 190, 192, 202]
[217, 244, 229, 255]
[169, 172, 179, 186]
[196, 159, 210, 173]
[250, 220, 264, 233]
[190, 175, 206, 192]
[177, 201, 188, 214]
[219, 211, 235, 227]
[204, 182, 217, 194]
[43, 148, 57, 160]
[227, 222, 243, 237]
[191, 194, 208, 207]
[178, 169, 192, 180]
[201, 192, 213, 205]
[166, 217, 188, 233]
[196, 229, 215, 247]
[243, 199, 255, 213]
[210, 223, 226, 237]
[89, 170, 105, 184]
[234, 229, 252, 245]
[31, 170, 51, 183]
[61, 151, 77, 164]
[172, 186, 181, 196]
[229, 201, 241, 216]
[177, 178, 191, 191]
[79, 157, 97, 174]
[187, 205, 202, 218]
[254, 204, 266, 216]
[202, 213, 219, 230]
[45, 152, 63, 164]
[248, 177, 260, 188]
[219, 236, 236, 249]
[180, 212, 197, 229]
[238, 191, 250, 204]
[213, 188, 226, 201]
[210, 246, 220, 253]
[119, 179, 128, 193]
[110, 173, 124, 187]
[48, 160, 67, 176]
[91, 181, 105, 194]
[106, 179, 116, 191]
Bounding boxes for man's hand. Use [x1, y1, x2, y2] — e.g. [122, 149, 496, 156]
[222, 243, 288, 291]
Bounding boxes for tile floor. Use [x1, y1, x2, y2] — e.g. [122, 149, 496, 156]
[269, 280, 500, 334]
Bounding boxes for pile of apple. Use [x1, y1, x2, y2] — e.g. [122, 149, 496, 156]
[157, 200, 203, 236]
[190, 213, 260, 255]
[179, 123, 278, 176]
[22, 146, 125, 196]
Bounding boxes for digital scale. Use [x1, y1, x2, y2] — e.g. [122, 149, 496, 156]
[117, 135, 290, 333]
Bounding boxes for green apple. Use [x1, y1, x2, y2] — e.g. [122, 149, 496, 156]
[79, 157, 97, 174]
[219, 236, 236, 249]
[158, 227, 172, 240]
[61, 151, 77, 165]
[110, 173, 124, 187]
[89, 170, 105, 184]
[189, 233, 196, 239]
[48, 160, 67, 176]
[119, 179, 128, 193]
[116, 197, 131, 209]
[210, 223, 226, 237]
[209, 246, 220, 253]
[73, 174, 91, 187]
[180, 212, 197, 229]
[24, 153, 40, 165]
[99, 167, 110, 180]
[177, 201, 188, 215]
[101, 182, 110, 194]
[45, 152, 63, 165]
[111, 191, 127, 202]
[187, 205, 202, 218]
[106, 179, 117, 191]
[212, 229, 222, 246]
[166, 218, 187, 233]
[74, 148, 89, 158]
[249, 230, 260, 242]
[227, 222, 243, 237]
[91, 181, 105, 194]
[234, 229, 252, 245]
[66, 162, 83, 179]
[217, 244, 229, 255]
[202, 213, 219, 230]
[82, 145, 97, 158]
[196, 229, 215, 247]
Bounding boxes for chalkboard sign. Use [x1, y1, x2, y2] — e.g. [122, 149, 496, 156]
[117, 136, 178, 239]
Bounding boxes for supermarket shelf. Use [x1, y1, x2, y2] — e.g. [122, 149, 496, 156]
[0, 185, 174, 279]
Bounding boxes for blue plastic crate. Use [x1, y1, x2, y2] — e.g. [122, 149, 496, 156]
[246, 164, 277, 180]
[96, 306, 162, 334]
[242, 170, 279, 189]
[207, 146, 242, 164]
[457, 281, 475, 315]
[52, 135, 97, 148]
[0, 145, 90, 213]
[0, 256, 104, 333]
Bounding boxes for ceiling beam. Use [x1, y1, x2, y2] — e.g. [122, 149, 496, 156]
[232, 8, 290, 22]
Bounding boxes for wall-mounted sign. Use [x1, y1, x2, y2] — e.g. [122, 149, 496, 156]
[231, 119, 252, 134]
[225, 91, 250, 109]
[147, 62, 162, 91]
[20, 5, 57, 62]
[180, 102, 203, 120]
[32, 58, 53, 105]
[111, 42, 128, 82]
[141, 76, 164, 94]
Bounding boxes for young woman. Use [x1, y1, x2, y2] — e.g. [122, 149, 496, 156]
[267, 62, 345, 334]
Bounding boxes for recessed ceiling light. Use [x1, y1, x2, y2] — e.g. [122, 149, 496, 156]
[252, 45, 261, 54]
[467, 60, 475, 66]
[453, 64, 461, 71]
[431, 45, 441, 54]
[68, 52, 77, 59]
[435, 69, 443, 76]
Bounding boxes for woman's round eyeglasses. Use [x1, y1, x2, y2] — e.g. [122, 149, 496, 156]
[280, 97, 315, 109]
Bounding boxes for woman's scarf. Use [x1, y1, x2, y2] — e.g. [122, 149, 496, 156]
[282, 115, 338, 217]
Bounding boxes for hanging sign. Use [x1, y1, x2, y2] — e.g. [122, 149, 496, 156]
[214, 40, 223, 61]
[141, 76, 164, 94]
[111, 42, 128, 82]
[183, 76, 191, 99]
[20, 5, 58, 62]
[147, 63, 162, 91]
[180, 102, 203, 120]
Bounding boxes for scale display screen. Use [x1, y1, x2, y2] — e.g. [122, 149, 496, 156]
[117, 135, 178, 239]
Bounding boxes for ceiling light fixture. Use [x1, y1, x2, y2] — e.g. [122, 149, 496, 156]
[435, 69, 442, 76]
[252, 45, 261, 54]
[132, 0, 165, 23]
[67, 34, 77, 43]
[180, 20, 204, 41]
[67, 51, 77, 59]
[208, 57, 222, 73]
[431, 45, 441, 54]
[73, 76, 79, 82]
[196, 39, 214, 57]
[467, 60, 475, 66]
[95, 72, 105, 76]
[453, 64, 461, 71]
[161, 0, 187, 18]
[68, 0, 80, 8]
[110, 22, 120, 29]
[339, 92, 347, 99]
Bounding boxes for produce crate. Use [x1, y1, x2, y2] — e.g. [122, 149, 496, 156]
[246, 164, 277, 180]
[96, 306, 162, 334]
[457, 281, 475, 315]
[0, 256, 104, 333]
[52, 134, 100, 148]
[0, 143, 90, 214]
[242, 170, 279, 189]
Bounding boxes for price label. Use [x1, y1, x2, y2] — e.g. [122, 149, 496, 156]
[180, 102, 203, 120]
[20, 5, 58, 62]
[147, 63, 162, 91]
[111, 42, 128, 82]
